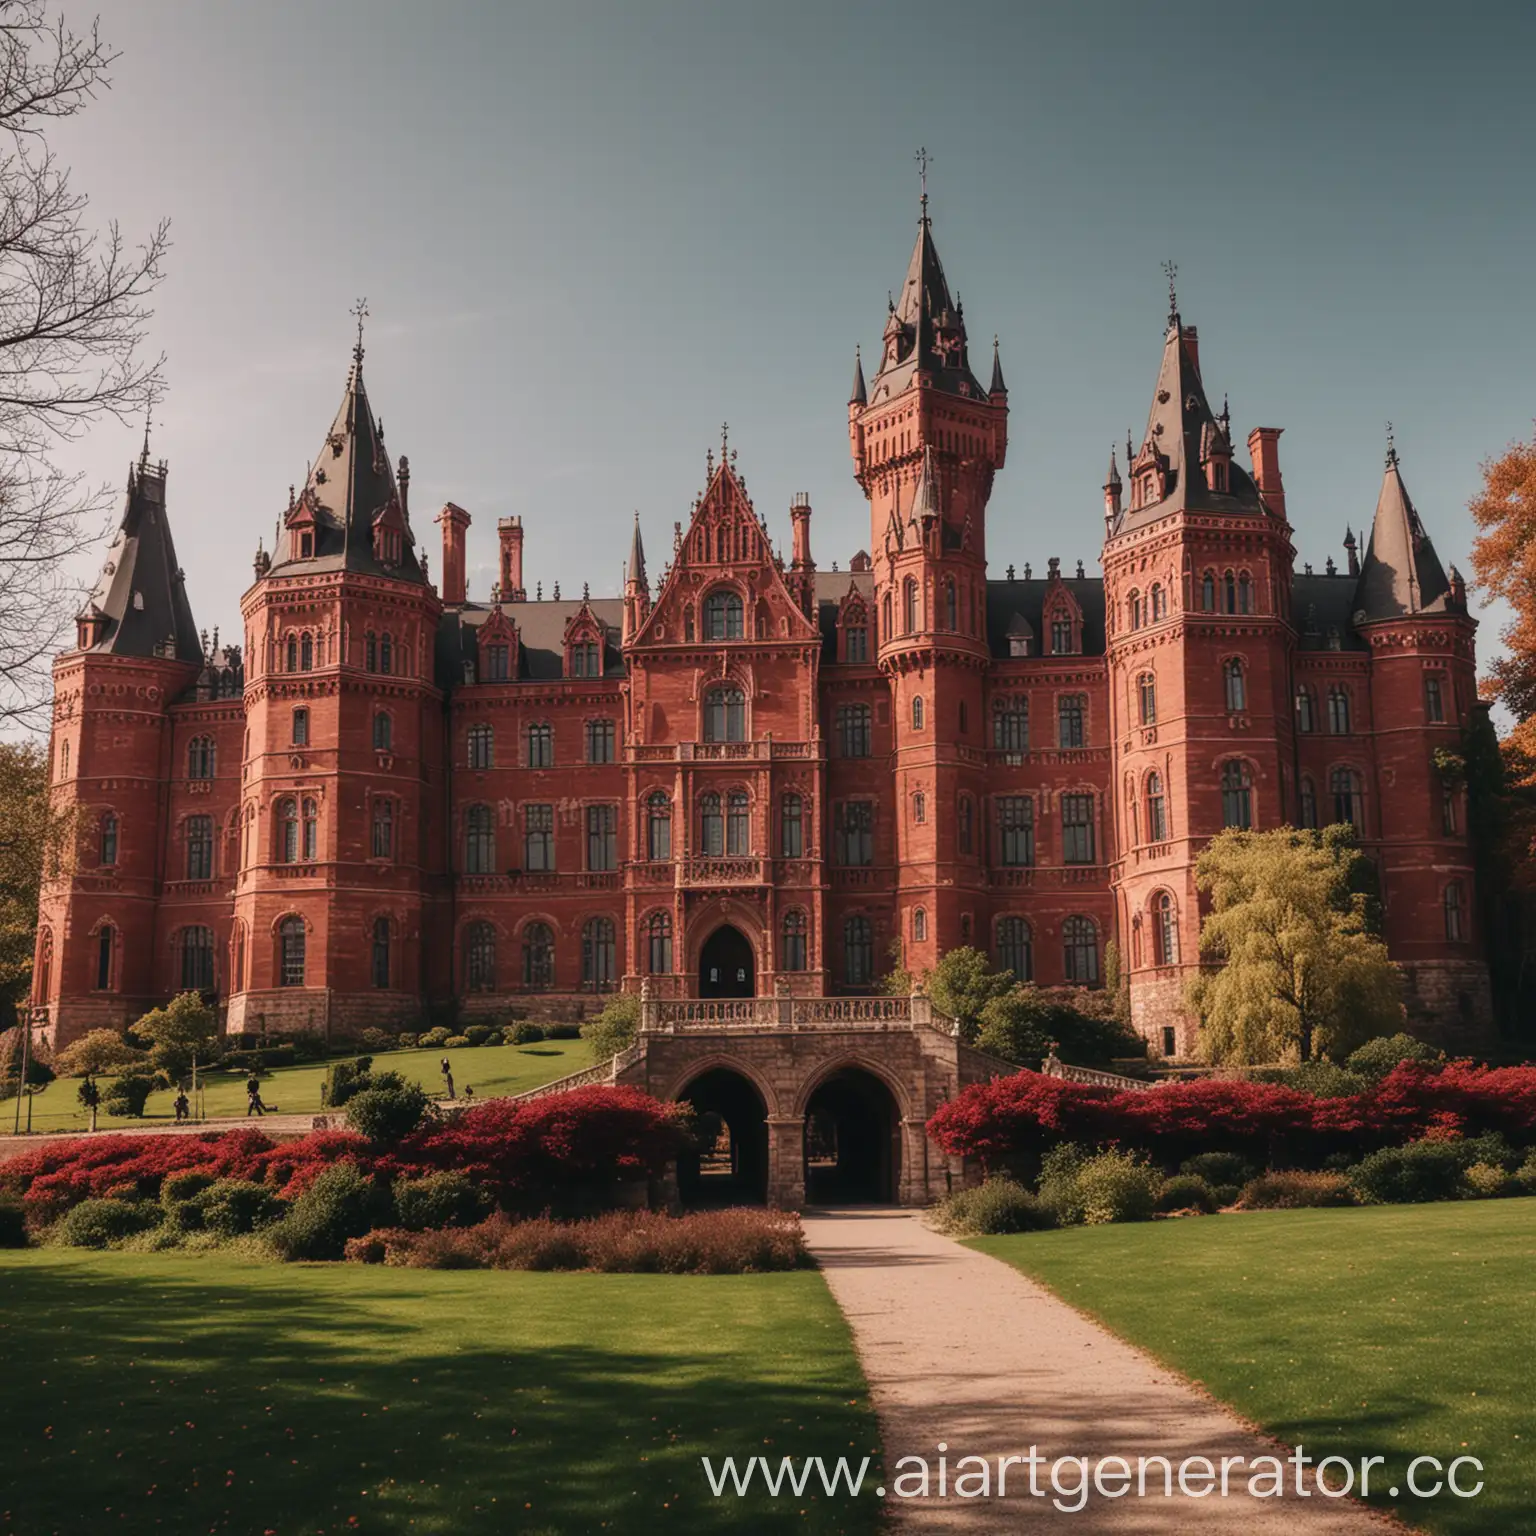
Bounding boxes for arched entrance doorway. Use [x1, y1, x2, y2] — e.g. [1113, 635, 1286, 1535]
[699, 924, 754, 998]
[803, 1067, 901, 1204]
[676, 1067, 768, 1205]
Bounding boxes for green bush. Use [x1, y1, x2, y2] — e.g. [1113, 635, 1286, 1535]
[198, 1179, 285, 1236]
[56, 1197, 162, 1249]
[264, 1163, 394, 1262]
[102, 1070, 159, 1118]
[161, 1171, 217, 1205]
[1350, 1140, 1466, 1204]
[1462, 1162, 1514, 1199]
[393, 1171, 493, 1231]
[461, 1025, 493, 1047]
[1514, 1151, 1536, 1194]
[483, 1029, 505, 1046]
[975, 984, 1143, 1068]
[443, 1034, 471, 1049]
[0, 1199, 28, 1248]
[1036, 1143, 1091, 1226]
[931, 1177, 1053, 1236]
[1239, 1171, 1355, 1209]
[396, 1031, 419, 1049]
[581, 995, 639, 1060]
[507, 1021, 545, 1045]
[345, 1080, 432, 1144]
[1455, 1132, 1517, 1171]
[353, 1028, 398, 1052]
[1251, 1060, 1366, 1098]
[1155, 1174, 1218, 1215]
[1346, 1032, 1444, 1082]
[542, 1022, 581, 1040]
[1075, 1149, 1159, 1225]
[418, 1026, 452, 1048]
[323, 1056, 377, 1109]
[287, 1031, 329, 1062]
[1179, 1151, 1257, 1188]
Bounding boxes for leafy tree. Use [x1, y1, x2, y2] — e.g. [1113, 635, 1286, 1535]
[581, 993, 639, 1061]
[975, 985, 1142, 1067]
[0, 741, 72, 1027]
[54, 1026, 142, 1076]
[1469, 428, 1536, 720]
[925, 947, 1014, 1043]
[128, 991, 219, 1079]
[1187, 827, 1403, 1064]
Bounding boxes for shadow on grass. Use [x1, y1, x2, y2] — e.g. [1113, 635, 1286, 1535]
[0, 1255, 881, 1536]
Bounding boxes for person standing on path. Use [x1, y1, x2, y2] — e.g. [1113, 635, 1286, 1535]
[440, 1056, 456, 1100]
[245, 1074, 267, 1116]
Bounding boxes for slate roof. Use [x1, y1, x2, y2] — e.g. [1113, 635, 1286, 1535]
[985, 577, 1107, 658]
[1353, 452, 1454, 622]
[443, 598, 626, 685]
[1292, 573, 1369, 652]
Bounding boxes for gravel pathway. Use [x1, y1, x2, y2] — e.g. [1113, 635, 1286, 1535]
[804, 1208, 1405, 1532]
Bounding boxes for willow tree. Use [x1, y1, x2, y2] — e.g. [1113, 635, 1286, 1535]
[1187, 826, 1403, 1064]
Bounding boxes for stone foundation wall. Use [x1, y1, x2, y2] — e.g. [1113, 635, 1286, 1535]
[1400, 960, 1497, 1047]
[1129, 971, 1195, 1057]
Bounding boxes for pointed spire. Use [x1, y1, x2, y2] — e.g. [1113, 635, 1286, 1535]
[1106, 446, 1122, 489]
[851, 344, 867, 405]
[989, 335, 1006, 397]
[1355, 434, 1453, 621]
[627, 512, 648, 591]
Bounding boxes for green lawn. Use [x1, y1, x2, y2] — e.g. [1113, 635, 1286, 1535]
[975, 1200, 1536, 1536]
[8, 1041, 594, 1133]
[0, 1249, 881, 1535]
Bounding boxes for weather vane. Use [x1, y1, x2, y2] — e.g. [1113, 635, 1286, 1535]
[915, 146, 933, 210]
[351, 297, 369, 363]
[1162, 260, 1178, 323]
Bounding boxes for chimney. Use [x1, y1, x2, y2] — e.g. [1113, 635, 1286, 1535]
[436, 502, 471, 606]
[789, 493, 813, 569]
[1182, 324, 1200, 378]
[1247, 427, 1286, 521]
[498, 516, 526, 602]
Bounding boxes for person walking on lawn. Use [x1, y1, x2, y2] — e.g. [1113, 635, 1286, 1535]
[246, 1074, 269, 1116]
[440, 1056, 455, 1100]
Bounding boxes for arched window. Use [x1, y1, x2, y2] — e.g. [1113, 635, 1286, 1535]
[180, 926, 215, 992]
[781, 909, 807, 971]
[371, 798, 394, 859]
[912, 695, 925, 730]
[186, 814, 213, 880]
[1150, 583, 1166, 621]
[1444, 884, 1465, 942]
[466, 921, 496, 991]
[993, 697, 1028, 754]
[373, 712, 392, 752]
[300, 632, 314, 671]
[1146, 772, 1167, 842]
[465, 803, 495, 873]
[1138, 673, 1157, 726]
[913, 907, 927, 942]
[843, 915, 874, 986]
[371, 917, 391, 989]
[646, 911, 673, 974]
[958, 795, 973, 854]
[278, 797, 299, 863]
[996, 916, 1032, 982]
[525, 721, 553, 767]
[902, 578, 919, 634]
[780, 793, 803, 858]
[1224, 659, 1247, 713]
[1442, 784, 1459, 835]
[698, 792, 724, 856]
[365, 631, 377, 672]
[468, 723, 493, 769]
[1058, 694, 1086, 749]
[99, 812, 118, 868]
[285, 634, 298, 671]
[1050, 613, 1073, 654]
[302, 798, 318, 861]
[1238, 573, 1253, 614]
[522, 922, 553, 989]
[379, 633, 393, 675]
[1128, 591, 1142, 629]
[1221, 760, 1253, 829]
[1152, 892, 1178, 966]
[291, 707, 309, 746]
[1330, 767, 1363, 831]
[704, 589, 744, 640]
[1063, 916, 1099, 984]
[94, 923, 115, 990]
[646, 792, 671, 861]
[945, 579, 957, 630]
[1299, 776, 1318, 829]
[913, 789, 927, 825]
[1327, 687, 1352, 735]
[1223, 571, 1238, 613]
[726, 791, 750, 855]
[881, 591, 892, 644]
[279, 916, 305, 987]
[1296, 687, 1316, 733]
[524, 803, 554, 869]
[188, 736, 215, 779]
[1201, 570, 1216, 611]
[582, 917, 616, 992]
[704, 686, 746, 744]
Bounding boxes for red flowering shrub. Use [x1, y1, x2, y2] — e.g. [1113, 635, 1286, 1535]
[926, 1073, 1110, 1168]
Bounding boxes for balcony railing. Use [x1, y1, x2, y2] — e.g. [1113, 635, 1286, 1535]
[628, 739, 818, 764]
[646, 992, 956, 1035]
[681, 856, 766, 886]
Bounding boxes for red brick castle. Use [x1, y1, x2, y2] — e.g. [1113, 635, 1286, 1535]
[35, 198, 1490, 1057]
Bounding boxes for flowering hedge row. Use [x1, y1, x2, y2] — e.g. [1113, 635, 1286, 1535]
[927, 1063, 1536, 1170]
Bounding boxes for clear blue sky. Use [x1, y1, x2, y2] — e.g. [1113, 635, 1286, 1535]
[55, 0, 1536, 674]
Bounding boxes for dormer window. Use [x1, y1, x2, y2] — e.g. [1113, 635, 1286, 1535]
[1008, 633, 1031, 658]
[1211, 462, 1227, 493]
[571, 639, 601, 678]
[483, 642, 510, 682]
[1050, 615, 1073, 655]
[300, 532, 313, 558]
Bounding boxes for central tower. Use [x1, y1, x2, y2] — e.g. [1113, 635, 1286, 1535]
[849, 188, 1008, 972]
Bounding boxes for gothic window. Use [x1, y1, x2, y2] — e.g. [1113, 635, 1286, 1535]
[1444, 883, 1465, 942]
[365, 631, 377, 672]
[1146, 772, 1168, 842]
[1442, 785, 1459, 836]
[300, 632, 314, 671]
[526, 721, 553, 767]
[371, 798, 394, 859]
[913, 790, 926, 825]
[1058, 694, 1086, 749]
[699, 793, 723, 856]
[371, 917, 391, 989]
[483, 642, 511, 681]
[1223, 571, 1238, 613]
[725, 791, 750, 855]
[186, 814, 213, 880]
[180, 926, 215, 993]
[704, 589, 744, 640]
[843, 915, 874, 987]
[466, 921, 495, 991]
[95, 923, 115, 990]
[379, 633, 394, 675]
[1299, 776, 1318, 829]
[1150, 583, 1166, 620]
[468, 723, 493, 769]
[582, 916, 616, 992]
[1050, 615, 1073, 655]
[99, 812, 117, 868]
[646, 792, 671, 861]
[188, 736, 215, 779]
[1330, 767, 1363, 831]
[882, 591, 892, 643]
[780, 793, 803, 858]
[302, 798, 318, 861]
[524, 803, 554, 869]
[998, 796, 1034, 867]
[959, 700, 969, 733]
[993, 697, 1028, 755]
[996, 916, 1032, 982]
[958, 795, 973, 855]
[835, 703, 871, 757]
[834, 801, 874, 866]
[278, 798, 299, 863]
[1425, 675, 1445, 723]
[1063, 916, 1099, 985]
[1152, 892, 1178, 966]
[902, 578, 919, 634]
[1138, 672, 1157, 726]
[285, 635, 298, 671]
[911, 695, 924, 730]
[781, 909, 807, 971]
[1128, 591, 1142, 630]
[945, 580, 957, 630]
[1224, 659, 1247, 713]
[1221, 760, 1253, 829]
[704, 686, 746, 744]
[373, 712, 392, 752]
[1061, 793, 1095, 864]
[291, 707, 309, 746]
[571, 639, 601, 677]
[276, 916, 305, 988]
[1296, 687, 1317, 733]
[646, 911, 673, 974]
[1238, 573, 1253, 614]
[1327, 686, 1352, 735]
[913, 907, 927, 942]
[845, 625, 868, 664]
[523, 922, 554, 989]
[684, 607, 695, 643]
[586, 804, 618, 870]
[585, 718, 616, 763]
[1201, 571, 1216, 611]
[465, 803, 495, 873]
